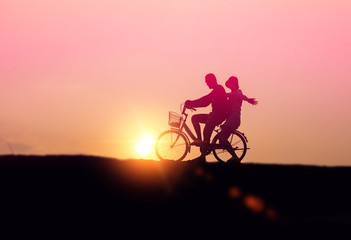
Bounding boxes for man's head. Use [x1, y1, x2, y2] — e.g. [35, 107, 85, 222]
[205, 73, 218, 89]
[225, 76, 239, 90]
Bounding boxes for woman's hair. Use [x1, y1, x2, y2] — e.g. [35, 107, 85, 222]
[225, 76, 239, 90]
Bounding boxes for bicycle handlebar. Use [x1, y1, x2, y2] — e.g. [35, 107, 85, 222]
[181, 103, 196, 115]
[186, 105, 196, 111]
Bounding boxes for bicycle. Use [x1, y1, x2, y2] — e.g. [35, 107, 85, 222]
[155, 103, 249, 162]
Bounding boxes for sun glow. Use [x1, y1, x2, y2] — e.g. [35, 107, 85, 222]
[135, 135, 156, 157]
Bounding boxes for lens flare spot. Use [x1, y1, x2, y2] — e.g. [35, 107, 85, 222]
[195, 167, 204, 176]
[228, 186, 242, 199]
[265, 207, 279, 221]
[244, 195, 265, 213]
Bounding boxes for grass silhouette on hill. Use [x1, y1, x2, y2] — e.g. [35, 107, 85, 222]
[0, 155, 350, 238]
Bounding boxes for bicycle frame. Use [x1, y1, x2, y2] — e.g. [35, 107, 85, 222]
[180, 110, 198, 141]
[169, 105, 197, 151]
[170, 104, 249, 153]
[155, 103, 250, 162]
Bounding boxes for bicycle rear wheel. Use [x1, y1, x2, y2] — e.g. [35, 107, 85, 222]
[212, 131, 247, 162]
[155, 130, 189, 161]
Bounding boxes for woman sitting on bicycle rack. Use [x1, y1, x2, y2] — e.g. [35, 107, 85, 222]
[184, 73, 228, 164]
[217, 76, 258, 164]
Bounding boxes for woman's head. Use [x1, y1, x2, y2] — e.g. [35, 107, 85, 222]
[225, 76, 239, 90]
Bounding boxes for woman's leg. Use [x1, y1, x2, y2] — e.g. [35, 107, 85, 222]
[217, 126, 238, 159]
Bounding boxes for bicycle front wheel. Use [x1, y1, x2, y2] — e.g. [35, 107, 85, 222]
[155, 130, 189, 161]
[212, 131, 247, 162]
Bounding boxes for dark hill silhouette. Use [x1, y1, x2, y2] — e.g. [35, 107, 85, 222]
[0, 155, 350, 238]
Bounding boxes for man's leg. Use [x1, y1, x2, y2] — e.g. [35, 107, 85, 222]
[201, 114, 225, 156]
[191, 114, 209, 142]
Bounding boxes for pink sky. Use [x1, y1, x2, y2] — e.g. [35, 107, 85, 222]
[1, 0, 351, 166]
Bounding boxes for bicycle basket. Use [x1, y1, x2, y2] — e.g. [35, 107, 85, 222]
[168, 111, 182, 128]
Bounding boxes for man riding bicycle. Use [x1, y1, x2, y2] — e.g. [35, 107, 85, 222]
[185, 73, 228, 164]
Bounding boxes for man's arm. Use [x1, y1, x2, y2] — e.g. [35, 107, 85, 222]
[186, 92, 212, 108]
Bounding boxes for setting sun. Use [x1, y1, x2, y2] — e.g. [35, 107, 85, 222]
[135, 135, 155, 157]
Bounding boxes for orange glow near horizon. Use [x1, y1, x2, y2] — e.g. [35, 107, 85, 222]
[1, 0, 351, 166]
[135, 135, 156, 157]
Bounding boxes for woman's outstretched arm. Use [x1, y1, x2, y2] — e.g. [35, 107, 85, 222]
[242, 95, 258, 105]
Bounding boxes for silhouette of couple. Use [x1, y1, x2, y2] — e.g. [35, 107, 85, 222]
[185, 73, 257, 164]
